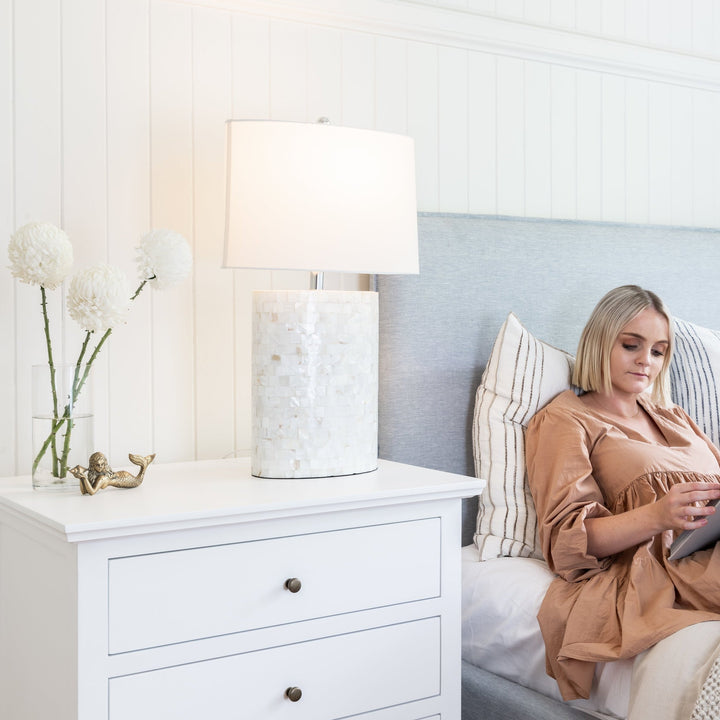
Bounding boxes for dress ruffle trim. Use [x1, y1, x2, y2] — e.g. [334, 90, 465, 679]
[612, 470, 720, 513]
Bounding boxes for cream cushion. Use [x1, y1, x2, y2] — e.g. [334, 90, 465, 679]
[473, 313, 575, 560]
[670, 317, 720, 449]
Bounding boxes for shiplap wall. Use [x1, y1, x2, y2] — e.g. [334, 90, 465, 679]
[2, 0, 720, 477]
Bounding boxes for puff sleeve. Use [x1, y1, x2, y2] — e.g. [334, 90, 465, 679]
[525, 400, 613, 582]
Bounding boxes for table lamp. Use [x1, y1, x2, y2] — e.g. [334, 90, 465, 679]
[223, 119, 419, 478]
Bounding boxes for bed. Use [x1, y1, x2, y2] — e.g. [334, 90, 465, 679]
[376, 213, 720, 720]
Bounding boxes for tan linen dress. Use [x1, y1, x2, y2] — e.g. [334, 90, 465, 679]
[525, 389, 720, 701]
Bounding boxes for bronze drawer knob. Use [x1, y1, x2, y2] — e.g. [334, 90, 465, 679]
[284, 577, 302, 593]
[285, 686, 303, 702]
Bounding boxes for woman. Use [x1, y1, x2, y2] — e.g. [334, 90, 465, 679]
[526, 285, 720, 701]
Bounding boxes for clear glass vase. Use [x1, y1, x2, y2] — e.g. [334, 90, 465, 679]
[32, 363, 94, 491]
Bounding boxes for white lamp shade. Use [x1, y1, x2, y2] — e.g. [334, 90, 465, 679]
[223, 120, 419, 275]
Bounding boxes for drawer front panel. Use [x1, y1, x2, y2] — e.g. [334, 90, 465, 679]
[108, 518, 440, 653]
[109, 617, 440, 720]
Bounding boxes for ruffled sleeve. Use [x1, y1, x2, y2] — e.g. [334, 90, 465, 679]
[526, 396, 612, 582]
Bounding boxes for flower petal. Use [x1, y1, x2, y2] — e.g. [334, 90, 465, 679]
[67, 265, 130, 332]
[8, 222, 73, 289]
[135, 229, 192, 290]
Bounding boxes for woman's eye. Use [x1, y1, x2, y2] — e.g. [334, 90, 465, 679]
[622, 343, 638, 351]
[652, 349, 665, 357]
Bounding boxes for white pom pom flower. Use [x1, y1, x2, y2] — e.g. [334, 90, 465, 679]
[135, 229, 192, 290]
[8, 221, 73, 290]
[67, 265, 130, 333]
[18, 223, 194, 482]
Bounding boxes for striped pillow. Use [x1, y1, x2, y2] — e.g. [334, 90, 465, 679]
[670, 318, 720, 448]
[473, 313, 574, 560]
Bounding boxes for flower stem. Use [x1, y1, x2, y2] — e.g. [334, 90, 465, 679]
[39, 287, 61, 475]
[32, 280, 150, 480]
[57, 335, 92, 477]
[32, 415, 71, 476]
[131, 278, 148, 301]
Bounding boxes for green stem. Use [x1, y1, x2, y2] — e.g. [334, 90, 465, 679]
[57, 334, 92, 477]
[40, 287, 61, 475]
[32, 415, 71, 476]
[32, 280, 149, 480]
[131, 278, 148, 301]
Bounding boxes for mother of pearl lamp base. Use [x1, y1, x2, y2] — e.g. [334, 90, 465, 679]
[251, 290, 378, 479]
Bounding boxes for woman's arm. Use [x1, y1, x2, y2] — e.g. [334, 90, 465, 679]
[526, 404, 615, 580]
[585, 481, 720, 558]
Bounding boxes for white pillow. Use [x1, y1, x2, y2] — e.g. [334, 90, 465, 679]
[671, 317, 720, 448]
[473, 313, 574, 560]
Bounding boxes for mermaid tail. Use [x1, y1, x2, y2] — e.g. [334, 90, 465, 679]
[110, 453, 156, 488]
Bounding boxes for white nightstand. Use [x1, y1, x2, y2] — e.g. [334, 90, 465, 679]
[0, 457, 482, 720]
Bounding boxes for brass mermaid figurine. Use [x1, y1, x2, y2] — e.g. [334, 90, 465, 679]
[70, 451, 156, 495]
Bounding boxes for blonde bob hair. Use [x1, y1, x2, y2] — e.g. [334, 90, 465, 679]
[572, 285, 674, 407]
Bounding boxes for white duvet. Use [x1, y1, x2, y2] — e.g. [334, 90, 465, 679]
[461, 545, 632, 718]
[462, 546, 720, 720]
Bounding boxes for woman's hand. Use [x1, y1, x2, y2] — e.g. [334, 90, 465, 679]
[585, 481, 720, 558]
[653, 481, 720, 532]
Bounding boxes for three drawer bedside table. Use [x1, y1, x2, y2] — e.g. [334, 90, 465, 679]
[0, 457, 482, 720]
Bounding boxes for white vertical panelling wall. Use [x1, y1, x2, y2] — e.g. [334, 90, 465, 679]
[524, 61, 551, 220]
[106, 0, 152, 462]
[230, 12, 271, 457]
[694, 90, 720, 229]
[193, 8, 234, 460]
[602, 75, 626, 221]
[0, 0, 13, 471]
[376, 37, 407, 134]
[625, 77, 649, 225]
[308, 27, 342, 124]
[496, 57, 524, 217]
[3, 0, 720, 476]
[439, 47, 468, 214]
[150, 1, 195, 460]
[13, 0, 63, 472]
[64, 0, 109, 456]
[576, 71, 602, 220]
[468, 52, 496, 215]
[649, 83, 673, 227]
[341, 31, 375, 129]
[407, 42, 438, 212]
[550, 66, 577, 220]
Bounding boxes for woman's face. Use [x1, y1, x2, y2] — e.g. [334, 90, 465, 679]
[608, 307, 669, 398]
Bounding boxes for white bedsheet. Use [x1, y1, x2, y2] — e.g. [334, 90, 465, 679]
[461, 545, 632, 719]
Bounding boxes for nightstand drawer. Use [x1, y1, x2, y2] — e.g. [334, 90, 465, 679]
[109, 617, 440, 719]
[108, 518, 440, 653]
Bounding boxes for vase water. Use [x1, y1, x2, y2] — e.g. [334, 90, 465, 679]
[32, 363, 93, 491]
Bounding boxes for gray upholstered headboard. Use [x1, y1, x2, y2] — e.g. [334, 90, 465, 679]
[377, 213, 720, 544]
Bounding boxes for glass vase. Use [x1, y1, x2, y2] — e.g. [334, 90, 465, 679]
[32, 363, 94, 491]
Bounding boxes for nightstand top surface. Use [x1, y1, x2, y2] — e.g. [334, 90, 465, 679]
[0, 457, 482, 542]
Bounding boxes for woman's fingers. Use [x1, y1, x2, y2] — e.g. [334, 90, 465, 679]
[665, 482, 720, 529]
